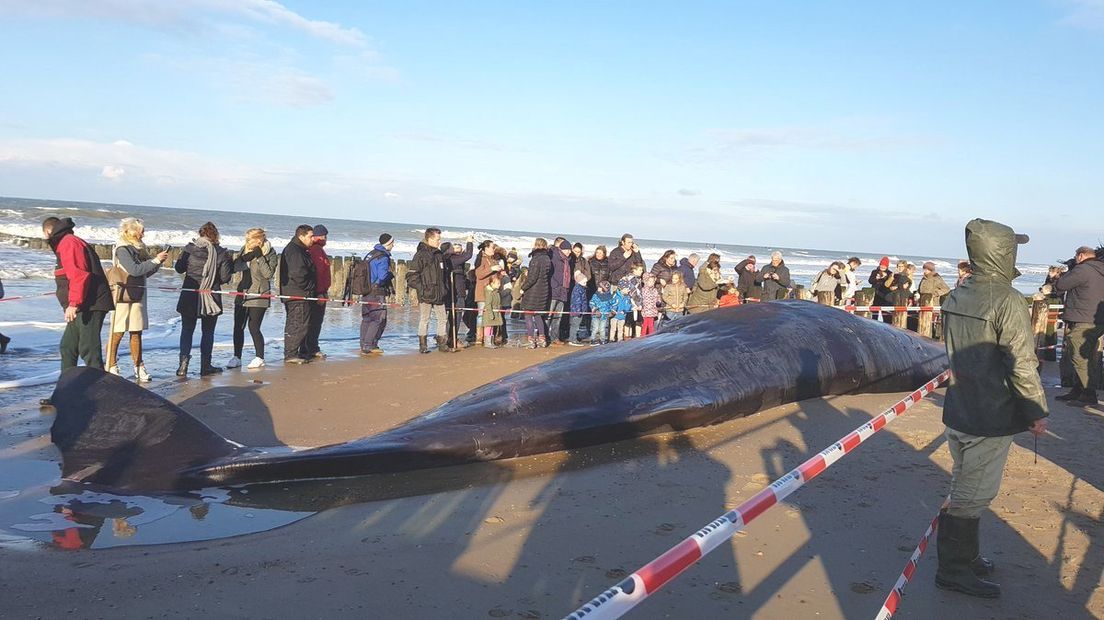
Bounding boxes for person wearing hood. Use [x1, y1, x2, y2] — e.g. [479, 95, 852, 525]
[937, 219, 1048, 599]
[758, 251, 791, 300]
[733, 255, 757, 299]
[42, 216, 114, 375]
[1053, 245, 1104, 406]
[228, 227, 279, 370]
[175, 221, 235, 376]
[279, 224, 317, 364]
[407, 227, 450, 353]
[303, 224, 332, 360]
[107, 217, 170, 381]
[519, 238, 552, 348]
[687, 255, 721, 314]
[357, 233, 395, 355]
[548, 239, 573, 345]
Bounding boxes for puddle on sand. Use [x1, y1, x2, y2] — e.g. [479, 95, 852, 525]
[0, 457, 312, 551]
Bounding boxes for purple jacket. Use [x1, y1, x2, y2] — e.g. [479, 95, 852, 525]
[550, 248, 572, 302]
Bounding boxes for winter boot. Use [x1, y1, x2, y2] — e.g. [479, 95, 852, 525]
[1056, 387, 1083, 401]
[1071, 389, 1099, 407]
[418, 336, 431, 354]
[436, 335, 452, 353]
[935, 511, 1001, 598]
[176, 355, 190, 377]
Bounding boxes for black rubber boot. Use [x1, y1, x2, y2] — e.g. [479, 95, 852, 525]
[200, 355, 223, 376]
[935, 511, 1001, 598]
[436, 336, 452, 353]
[176, 355, 190, 377]
[971, 555, 995, 576]
[1056, 388, 1083, 401]
[1071, 390, 1099, 407]
[418, 336, 430, 354]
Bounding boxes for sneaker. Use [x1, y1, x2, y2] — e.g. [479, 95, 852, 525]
[284, 357, 309, 365]
[134, 365, 152, 383]
[246, 357, 265, 369]
[590, 341, 601, 347]
[568, 341, 584, 347]
[312, 351, 327, 360]
[369, 348, 384, 355]
[107, 365, 121, 376]
[226, 356, 242, 369]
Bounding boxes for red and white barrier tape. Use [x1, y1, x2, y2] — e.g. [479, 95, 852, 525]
[874, 505, 942, 619]
[843, 305, 941, 313]
[0, 292, 55, 303]
[565, 369, 952, 620]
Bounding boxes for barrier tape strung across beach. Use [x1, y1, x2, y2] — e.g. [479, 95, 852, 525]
[874, 504, 943, 620]
[0, 292, 55, 303]
[564, 369, 952, 620]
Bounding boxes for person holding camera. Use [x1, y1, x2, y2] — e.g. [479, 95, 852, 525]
[1053, 245, 1104, 407]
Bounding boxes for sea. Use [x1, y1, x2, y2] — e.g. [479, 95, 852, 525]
[0, 195, 1050, 406]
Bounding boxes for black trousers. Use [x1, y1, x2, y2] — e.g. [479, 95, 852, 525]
[283, 300, 311, 360]
[233, 304, 267, 359]
[60, 309, 106, 371]
[305, 301, 326, 356]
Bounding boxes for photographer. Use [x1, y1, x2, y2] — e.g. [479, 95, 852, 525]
[1053, 245, 1104, 407]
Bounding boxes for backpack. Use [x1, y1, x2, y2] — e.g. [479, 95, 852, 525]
[349, 258, 371, 296]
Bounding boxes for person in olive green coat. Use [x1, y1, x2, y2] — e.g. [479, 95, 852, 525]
[482, 275, 504, 348]
[936, 219, 1049, 599]
[687, 258, 721, 314]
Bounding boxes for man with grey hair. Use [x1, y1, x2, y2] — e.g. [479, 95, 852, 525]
[758, 251, 791, 300]
[1053, 245, 1104, 406]
[677, 253, 699, 289]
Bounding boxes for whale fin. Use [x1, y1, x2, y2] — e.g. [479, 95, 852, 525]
[49, 367, 240, 491]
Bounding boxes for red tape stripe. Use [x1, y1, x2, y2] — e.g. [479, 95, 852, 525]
[636, 539, 703, 593]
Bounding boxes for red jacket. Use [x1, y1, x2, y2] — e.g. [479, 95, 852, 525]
[717, 293, 742, 308]
[309, 244, 331, 297]
[54, 234, 94, 308]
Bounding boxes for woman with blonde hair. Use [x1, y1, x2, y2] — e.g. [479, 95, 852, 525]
[227, 227, 279, 369]
[108, 218, 169, 381]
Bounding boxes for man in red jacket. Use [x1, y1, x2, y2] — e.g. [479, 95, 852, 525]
[43, 217, 114, 372]
[305, 224, 332, 359]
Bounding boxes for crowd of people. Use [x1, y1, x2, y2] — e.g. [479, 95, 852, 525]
[10, 216, 1102, 411]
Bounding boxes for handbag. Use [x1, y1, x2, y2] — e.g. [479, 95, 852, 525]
[107, 251, 145, 304]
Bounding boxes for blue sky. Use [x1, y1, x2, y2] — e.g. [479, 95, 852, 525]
[0, 0, 1101, 262]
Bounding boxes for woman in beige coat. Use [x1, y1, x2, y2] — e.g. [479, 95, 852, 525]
[107, 218, 169, 382]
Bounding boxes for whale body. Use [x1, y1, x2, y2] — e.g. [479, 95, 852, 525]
[50, 301, 947, 492]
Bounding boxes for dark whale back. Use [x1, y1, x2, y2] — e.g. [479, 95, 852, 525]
[51, 301, 947, 491]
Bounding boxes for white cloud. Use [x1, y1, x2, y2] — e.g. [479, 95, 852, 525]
[0, 0, 367, 47]
[384, 192, 401, 199]
[100, 165, 126, 180]
[677, 188, 700, 197]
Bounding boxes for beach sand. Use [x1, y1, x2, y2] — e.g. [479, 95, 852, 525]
[1, 348, 1102, 619]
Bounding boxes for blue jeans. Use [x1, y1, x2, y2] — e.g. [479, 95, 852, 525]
[593, 316, 609, 342]
[569, 315, 584, 342]
[547, 299, 566, 342]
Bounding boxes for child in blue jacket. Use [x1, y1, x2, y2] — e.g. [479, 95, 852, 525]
[589, 280, 615, 345]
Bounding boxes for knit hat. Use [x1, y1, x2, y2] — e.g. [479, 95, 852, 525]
[879, 256, 890, 269]
[558, 240, 571, 250]
[379, 233, 393, 245]
[312, 224, 329, 237]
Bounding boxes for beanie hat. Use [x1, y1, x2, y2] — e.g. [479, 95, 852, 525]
[379, 233, 393, 245]
[312, 224, 329, 237]
[558, 240, 571, 250]
[879, 256, 890, 269]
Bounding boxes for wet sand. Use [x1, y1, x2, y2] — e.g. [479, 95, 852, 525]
[1, 347, 1102, 619]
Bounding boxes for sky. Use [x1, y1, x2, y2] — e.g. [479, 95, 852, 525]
[0, 0, 1101, 262]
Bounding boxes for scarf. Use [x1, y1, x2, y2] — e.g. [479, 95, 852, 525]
[195, 237, 222, 316]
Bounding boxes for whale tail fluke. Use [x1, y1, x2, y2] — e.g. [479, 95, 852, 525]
[50, 367, 239, 491]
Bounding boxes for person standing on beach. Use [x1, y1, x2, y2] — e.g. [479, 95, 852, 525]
[357, 233, 394, 355]
[677, 253, 699, 290]
[43, 216, 114, 373]
[918, 261, 951, 304]
[687, 255, 721, 314]
[650, 250, 678, 288]
[472, 240, 500, 346]
[548, 239, 573, 345]
[304, 224, 331, 360]
[733, 255, 757, 299]
[408, 227, 451, 353]
[937, 218, 1048, 599]
[279, 225, 316, 364]
[758, 251, 791, 300]
[107, 218, 169, 381]
[175, 222, 234, 376]
[519, 238, 552, 348]
[0, 275, 8, 353]
[608, 233, 644, 282]
[228, 228, 279, 370]
[444, 236, 474, 348]
[840, 257, 862, 305]
[1052, 245, 1104, 407]
[812, 262, 843, 306]
[870, 257, 893, 321]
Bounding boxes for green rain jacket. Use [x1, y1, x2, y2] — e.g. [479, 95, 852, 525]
[941, 219, 1048, 437]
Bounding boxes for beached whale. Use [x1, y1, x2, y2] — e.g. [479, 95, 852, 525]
[50, 301, 947, 492]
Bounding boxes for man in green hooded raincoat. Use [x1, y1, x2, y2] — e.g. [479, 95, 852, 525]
[937, 218, 1049, 598]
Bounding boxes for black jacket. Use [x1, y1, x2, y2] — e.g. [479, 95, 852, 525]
[734, 259, 758, 297]
[408, 241, 448, 305]
[1054, 258, 1104, 325]
[589, 256, 611, 287]
[520, 249, 552, 311]
[676, 258, 697, 290]
[608, 247, 644, 282]
[279, 238, 316, 299]
[758, 261, 791, 300]
[175, 241, 234, 316]
[445, 242, 473, 301]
